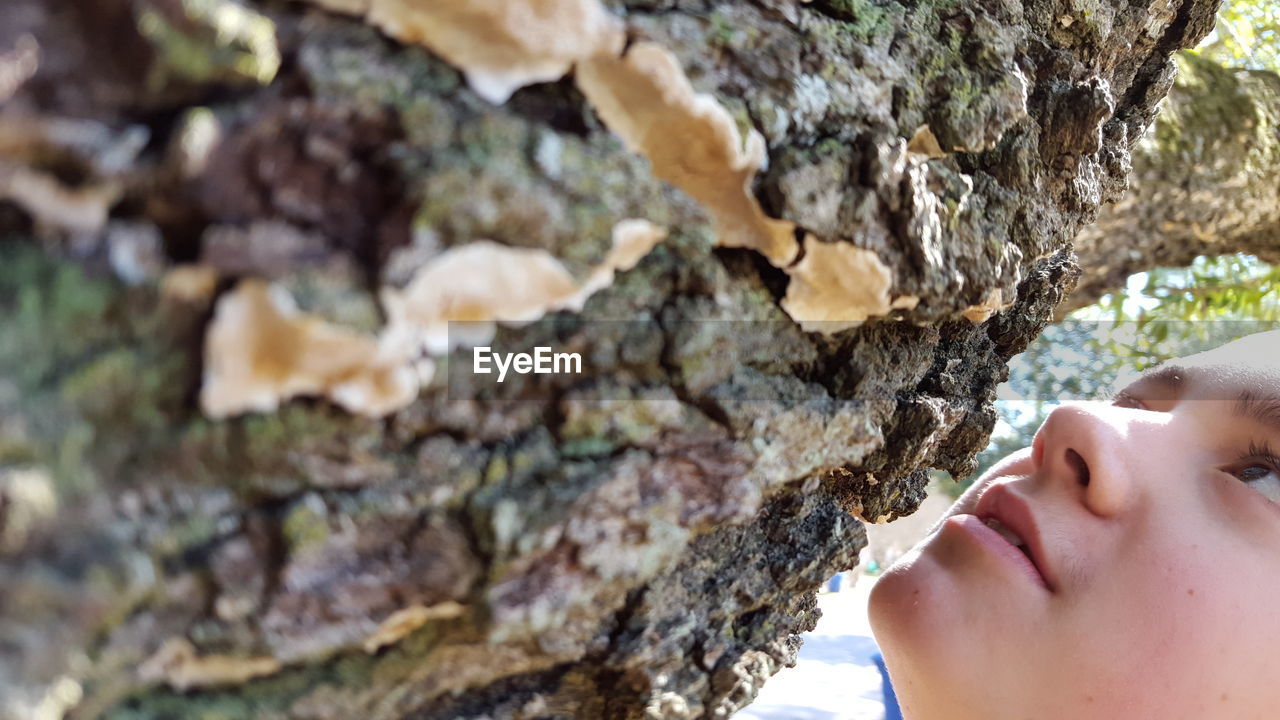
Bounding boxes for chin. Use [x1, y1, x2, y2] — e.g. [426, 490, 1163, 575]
[869, 544, 961, 665]
[868, 541, 996, 718]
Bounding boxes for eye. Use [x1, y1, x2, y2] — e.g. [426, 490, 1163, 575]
[1111, 389, 1148, 410]
[1226, 444, 1280, 505]
[1232, 465, 1280, 504]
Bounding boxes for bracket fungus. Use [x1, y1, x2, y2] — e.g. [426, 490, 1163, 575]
[383, 219, 668, 356]
[779, 235, 919, 334]
[200, 279, 419, 419]
[381, 239, 583, 356]
[306, 0, 625, 104]
[362, 601, 466, 653]
[961, 287, 1014, 324]
[200, 221, 666, 419]
[139, 638, 281, 691]
[160, 265, 220, 304]
[905, 124, 948, 160]
[577, 217, 670, 296]
[576, 43, 799, 267]
[0, 164, 120, 235]
[0, 115, 147, 235]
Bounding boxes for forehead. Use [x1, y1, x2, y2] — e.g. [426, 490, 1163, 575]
[1125, 331, 1280, 400]
[1180, 331, 1280, 387]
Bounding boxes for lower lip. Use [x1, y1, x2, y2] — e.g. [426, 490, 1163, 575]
[943, 514, 1050, 591]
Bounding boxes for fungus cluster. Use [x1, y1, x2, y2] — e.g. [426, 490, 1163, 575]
[307, 0, 624, 103]
[201, 220, 667, 418]
[201, 0, 1006, 419]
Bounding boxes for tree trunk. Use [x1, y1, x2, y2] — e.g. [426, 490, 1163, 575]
[0, 0, 1216, 718]
[1065, 50, 1280, 313]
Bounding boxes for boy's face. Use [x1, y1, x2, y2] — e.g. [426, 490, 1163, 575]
[869, 331, 1280, 720]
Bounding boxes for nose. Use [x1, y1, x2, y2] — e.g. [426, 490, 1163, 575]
[1030, 403, 1137, 517]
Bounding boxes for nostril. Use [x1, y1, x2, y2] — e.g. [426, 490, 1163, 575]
[1065, 448, 1091, 487]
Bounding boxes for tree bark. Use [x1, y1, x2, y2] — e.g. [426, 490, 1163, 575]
[1065, 50, 1280, 313]
[0, 0, 1216, 718]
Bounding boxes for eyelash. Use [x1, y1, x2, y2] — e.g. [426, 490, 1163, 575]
[1114, 392, 1280, 487]
[1110, 389, 1145, 409]
[1230, 440, 1280, 484]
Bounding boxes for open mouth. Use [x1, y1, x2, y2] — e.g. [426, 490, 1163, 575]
[979, 511, 1051, 591]
[969, 482, 1054, 591]
[982, 516, 1032, 560]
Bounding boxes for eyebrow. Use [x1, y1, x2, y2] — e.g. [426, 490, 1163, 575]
[1122, 364, 1186, 400]
[1236, 390, 1280, 435]
[1131, 364, 1280, 435]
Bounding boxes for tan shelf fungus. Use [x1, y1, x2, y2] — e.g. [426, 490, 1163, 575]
[576, 42, 800, 268]
[199, 280, 420, 419]
[779, 235, 919, 334]
[304, 0, 625, 103]
[199, 220, 667, 419]
[138, 638, 282, 692]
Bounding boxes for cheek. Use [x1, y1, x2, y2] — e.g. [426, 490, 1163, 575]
[1085, 528, 1225, 640]
[1166, 543, 1280, 678]
[1069, 526, 1280, 711]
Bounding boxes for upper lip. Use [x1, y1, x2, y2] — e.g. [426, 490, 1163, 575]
[973, 482, 1056, 592]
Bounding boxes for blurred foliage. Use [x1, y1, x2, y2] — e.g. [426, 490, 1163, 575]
[1193, 0, 1280, 73]
[1081, 254, 1280, 332]
[947, 254, 1280, 498]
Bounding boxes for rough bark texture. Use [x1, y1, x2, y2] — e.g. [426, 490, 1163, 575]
[1066, 50, 1280, 313]
[0, 0, 1216, 718]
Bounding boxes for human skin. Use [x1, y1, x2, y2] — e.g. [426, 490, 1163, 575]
[868, 330, 1280, 720]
